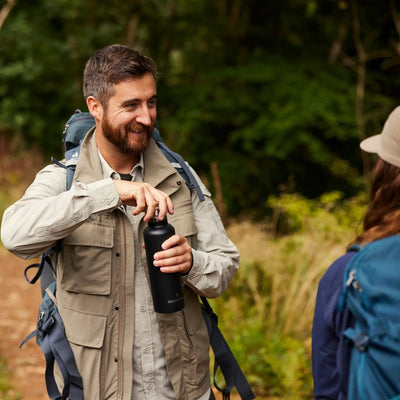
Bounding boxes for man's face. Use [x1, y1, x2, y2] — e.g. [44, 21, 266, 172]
[100, 73, 157, 156]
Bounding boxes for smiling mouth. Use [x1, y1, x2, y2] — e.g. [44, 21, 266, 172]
[127, 124, 147, 134]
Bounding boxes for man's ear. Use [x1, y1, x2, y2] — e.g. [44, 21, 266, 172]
[86, 96, 103, 121]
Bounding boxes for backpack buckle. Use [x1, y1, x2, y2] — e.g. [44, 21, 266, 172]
[354, 332, 369, 352]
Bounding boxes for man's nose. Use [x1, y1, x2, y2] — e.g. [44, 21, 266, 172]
[136, 105, 153, 126]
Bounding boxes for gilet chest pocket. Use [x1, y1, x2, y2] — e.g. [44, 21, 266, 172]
[61, 223, 114, 295]
[168, 200, 198, 237]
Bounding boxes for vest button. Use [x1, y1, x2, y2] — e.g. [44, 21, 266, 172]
[116, 252, 120, 257]
[177, 180, 182, 186]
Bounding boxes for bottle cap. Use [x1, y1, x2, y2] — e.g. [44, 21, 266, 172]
[149, 205, 163, 224]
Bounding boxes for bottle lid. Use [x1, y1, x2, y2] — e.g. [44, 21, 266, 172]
[149, 205, 166, 224]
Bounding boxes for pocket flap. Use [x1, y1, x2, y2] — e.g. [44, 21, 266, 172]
[64, 223, 114, 248]
[169, 200, 198, 237]
[59, 305, 107, 349]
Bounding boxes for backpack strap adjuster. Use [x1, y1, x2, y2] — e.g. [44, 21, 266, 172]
[41, 316, 56, 334]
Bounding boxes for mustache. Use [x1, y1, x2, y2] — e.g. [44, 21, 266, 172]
[126, 123, 149, 132]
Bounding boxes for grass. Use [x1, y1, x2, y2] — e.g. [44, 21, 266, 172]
[0, 357, 21, 400]
[210, 192, 366, 398]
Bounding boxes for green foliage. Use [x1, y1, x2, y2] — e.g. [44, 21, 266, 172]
[1, 0, 400, 216]
[0, 0, 185, 156]
[211, 303, 312, 398]
[160, 56, 369, 215]
[267, 190, 366, 235]
[0, 193, 10, 223]
[211, 192, 367, 397]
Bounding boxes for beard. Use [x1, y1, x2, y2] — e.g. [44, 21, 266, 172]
[101, 114, 153, 156]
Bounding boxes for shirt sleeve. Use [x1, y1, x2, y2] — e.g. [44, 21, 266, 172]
[312, 252, 355, 400]
[180, 167, 239, 298]
[1, 163, 120, 259]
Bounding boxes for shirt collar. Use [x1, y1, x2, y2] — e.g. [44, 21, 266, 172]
[97, 147, 144, 182]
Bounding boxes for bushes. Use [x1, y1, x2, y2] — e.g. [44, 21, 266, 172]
[211, 192, 366, 398]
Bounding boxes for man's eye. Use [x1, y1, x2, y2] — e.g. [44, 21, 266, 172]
[148, 100, 157, 108]
[127, 103, 139, 109]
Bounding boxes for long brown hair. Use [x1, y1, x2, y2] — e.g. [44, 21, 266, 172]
[353, 158, 400, 246]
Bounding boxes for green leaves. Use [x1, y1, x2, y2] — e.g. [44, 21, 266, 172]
[0, 0, 399, 216]
[160, 56, 364, 215]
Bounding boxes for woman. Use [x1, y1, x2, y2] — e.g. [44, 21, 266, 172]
[312, 105, 400, 399]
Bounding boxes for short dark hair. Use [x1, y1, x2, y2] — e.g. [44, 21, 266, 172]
[83, 44, 158, 106]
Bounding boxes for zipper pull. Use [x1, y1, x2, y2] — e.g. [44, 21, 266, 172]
[346, 269, 356, 287]
[346, 269, 362, 292]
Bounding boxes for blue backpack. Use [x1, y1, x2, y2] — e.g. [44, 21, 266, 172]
[22, 110, 255, 400]
[339, 235, 400, 400]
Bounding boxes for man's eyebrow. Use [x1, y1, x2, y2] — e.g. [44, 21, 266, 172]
[120, 94, 157, 107]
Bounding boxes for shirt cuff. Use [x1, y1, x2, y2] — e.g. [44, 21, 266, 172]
[81, 178, 121, 212]
[181, 249, 204, 285]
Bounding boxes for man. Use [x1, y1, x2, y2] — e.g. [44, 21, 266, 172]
[1, 44, 239, 400]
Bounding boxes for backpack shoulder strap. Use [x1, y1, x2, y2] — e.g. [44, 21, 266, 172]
[23, 242, 61, 295]
[20, 281, 84, 400]
[201, 297, 256, 400]
[152, 126, 205, 201]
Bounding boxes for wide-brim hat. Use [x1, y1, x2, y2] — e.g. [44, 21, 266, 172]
[360, 106, 400, 168]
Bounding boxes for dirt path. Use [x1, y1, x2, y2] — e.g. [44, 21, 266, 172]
[0, 249, 47, 399]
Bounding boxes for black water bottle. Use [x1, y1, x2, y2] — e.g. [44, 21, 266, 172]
[143, 209, 185, 313]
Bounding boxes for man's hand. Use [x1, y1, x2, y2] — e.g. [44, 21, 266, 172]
[151, 235, 193, 275]
[113, 180, 174, 221]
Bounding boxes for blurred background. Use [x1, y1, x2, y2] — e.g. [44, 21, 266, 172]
[1, 0, 400, 398]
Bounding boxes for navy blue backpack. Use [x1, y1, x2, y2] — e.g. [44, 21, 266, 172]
[339, 235, 400, 400]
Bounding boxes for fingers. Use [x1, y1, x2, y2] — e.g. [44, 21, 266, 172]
[141, 188, 173, 221]
[141, 189, 160, 221]
[153, 235, 193, 274]
[113, 180, 174, 220]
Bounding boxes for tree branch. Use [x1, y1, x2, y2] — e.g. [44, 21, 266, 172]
[125, 14, 139, 47]
[329, 21, 348, 63]
[351, 2, 371, 190]
[210, 161, 229, 225]
[0, 0, 16, 30]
